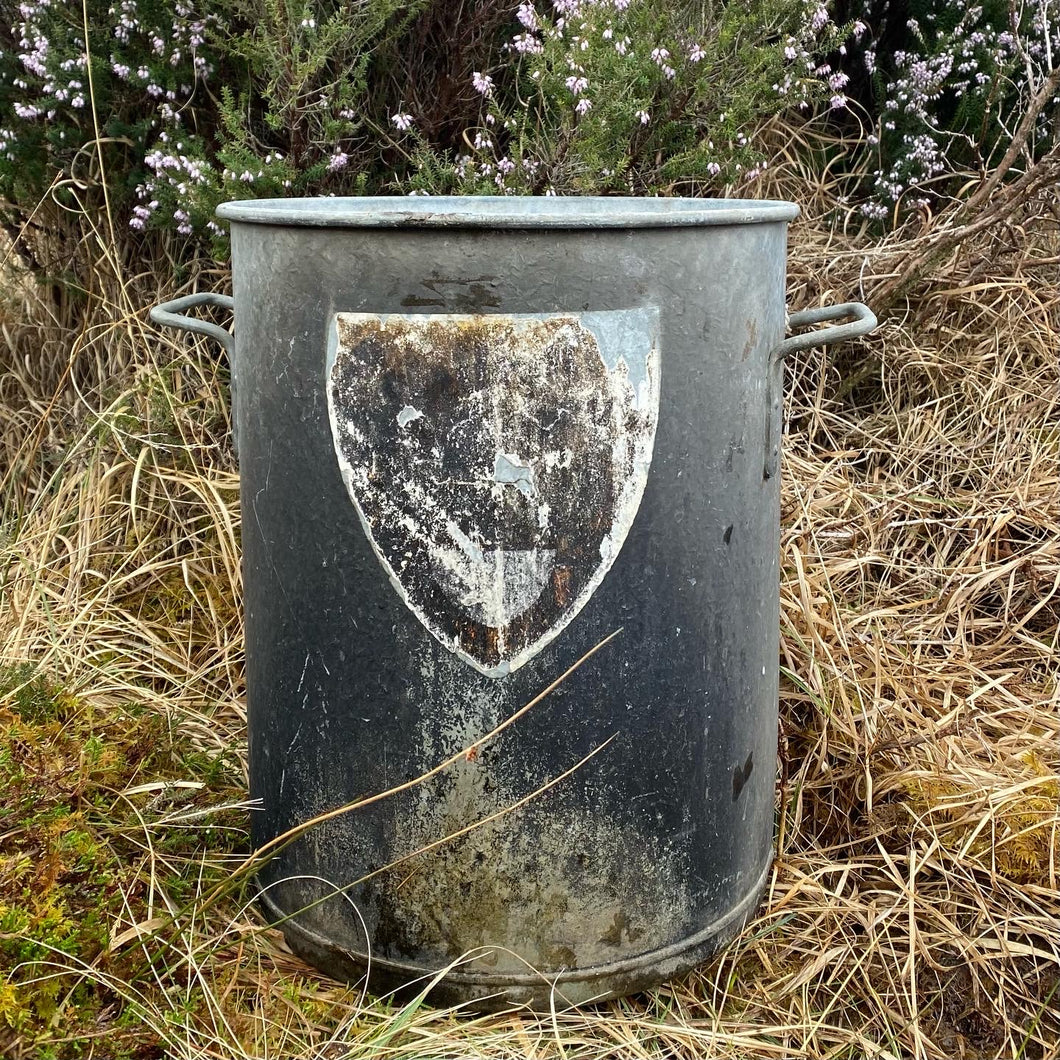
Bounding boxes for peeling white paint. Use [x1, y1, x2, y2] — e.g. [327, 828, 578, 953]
[493, 452, 535, 497]
[543, 448, 574, 470]
[397, 405, 424, 428]
[431, 544, 556, 631]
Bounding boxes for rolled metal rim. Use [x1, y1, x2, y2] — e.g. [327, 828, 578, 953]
[215, 195, 800, 229]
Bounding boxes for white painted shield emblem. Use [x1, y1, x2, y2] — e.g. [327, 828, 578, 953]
[327, 310, 660, 677]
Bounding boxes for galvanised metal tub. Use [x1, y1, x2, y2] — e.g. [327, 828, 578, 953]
[152, 197, 875, 1009]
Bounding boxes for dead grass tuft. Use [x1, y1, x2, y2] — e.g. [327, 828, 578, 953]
[0, 127, 1057, 1057]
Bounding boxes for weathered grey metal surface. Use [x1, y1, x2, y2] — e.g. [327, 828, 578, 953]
[216, 195, 799, 228]
[156, 197, 874, 1010]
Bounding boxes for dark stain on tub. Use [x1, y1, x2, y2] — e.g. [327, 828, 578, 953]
[401, 274, 502, 311]
[732, 752, 754, 800]
[741, 318, 758, 361]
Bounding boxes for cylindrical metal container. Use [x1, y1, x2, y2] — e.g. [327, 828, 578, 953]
[152, 197, 874, 1009]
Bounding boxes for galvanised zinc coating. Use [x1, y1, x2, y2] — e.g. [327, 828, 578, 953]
[153, 196, 874, 1009]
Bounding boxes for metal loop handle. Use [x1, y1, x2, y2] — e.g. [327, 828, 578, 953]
[763, 300, 876, 480]
[150, 292, 234, 355]
[774, 301, 877, 360]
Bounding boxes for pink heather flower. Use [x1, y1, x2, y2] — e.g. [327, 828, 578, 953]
[129, 202, 155, 231]
[650, 47, 670, 64]
[328, 151, 349, 171]
[575, 97, 592, 114]
[565, 74, 589, 94]
[635, 109, 649, 124]
[472, 71, 494, 96]
[689, 44, 705, 63]
[853, 20, 867, 40]
[391, 112, 414, 131]
[810, 5, 830, 32]
[516, 2, 537, 29]
[513, 33, 543, 54]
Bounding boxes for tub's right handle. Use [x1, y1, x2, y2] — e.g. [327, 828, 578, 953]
[764, 301, 877, 479]
[773, 301, 877, 361]
[150, 292, 234, 356]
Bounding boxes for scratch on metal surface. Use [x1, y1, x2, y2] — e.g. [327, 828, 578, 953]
[327, 310, 660, 676]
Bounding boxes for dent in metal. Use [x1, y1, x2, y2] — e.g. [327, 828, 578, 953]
[327, 310, 660, 676]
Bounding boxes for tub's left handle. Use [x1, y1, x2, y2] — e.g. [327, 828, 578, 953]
[151, 293, 237, 454]
[150, 292, 234, 355]
[765, 301, 877, 479]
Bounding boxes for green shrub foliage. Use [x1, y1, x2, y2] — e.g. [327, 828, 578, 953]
[2, 0, 1058, 250]
[1, 0, 848, 251]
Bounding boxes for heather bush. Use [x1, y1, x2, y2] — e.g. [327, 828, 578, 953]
[1, 0, 850, 254]
[395, 0, 851, 196]
[836, 0, 1060, 219]
[3, 0, 1059, 258]
[0, 0, 223, 261]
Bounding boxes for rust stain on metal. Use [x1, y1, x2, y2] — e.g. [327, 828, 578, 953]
[400, 295, 446, 308]
[327, 310, 660, 676]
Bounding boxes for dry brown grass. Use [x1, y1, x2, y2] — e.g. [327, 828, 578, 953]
[0, 135, 1057, 1057]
